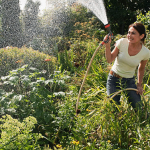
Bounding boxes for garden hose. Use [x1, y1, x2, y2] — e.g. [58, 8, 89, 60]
[110, 88, 138, 99]
[76, 87, 139, 116]
[76, 24, 112, 115]
[76, 44, 103, 115]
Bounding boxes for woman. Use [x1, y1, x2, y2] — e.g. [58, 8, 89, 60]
[104, 22, 150, 112]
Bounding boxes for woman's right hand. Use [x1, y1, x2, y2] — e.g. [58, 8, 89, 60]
[103, 34, 111, 45]
[137, 83, 143, 95]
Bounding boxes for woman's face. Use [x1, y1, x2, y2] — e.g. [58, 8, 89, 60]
[127, 27, 144, 44]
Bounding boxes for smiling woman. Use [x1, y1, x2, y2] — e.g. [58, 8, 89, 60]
[104, 22, 150, 118]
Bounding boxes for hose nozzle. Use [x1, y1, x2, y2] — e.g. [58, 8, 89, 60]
[100, 24, 113, 46]
[105, 24, 111, 33]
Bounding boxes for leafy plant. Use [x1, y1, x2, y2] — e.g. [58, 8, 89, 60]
[0, 65, 77, 148]
[0, 115, 42, 150]
[137, 11, 150, 30]
[0, 47, 56, 77]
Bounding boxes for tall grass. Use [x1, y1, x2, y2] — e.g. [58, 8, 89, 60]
[74, 83, 150, 149]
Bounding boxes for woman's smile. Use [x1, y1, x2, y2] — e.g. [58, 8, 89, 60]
[127, 27, 144, 44]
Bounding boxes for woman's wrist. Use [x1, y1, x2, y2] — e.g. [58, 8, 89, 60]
[137, 83, 142, 86]
[105, 44, 110, 50]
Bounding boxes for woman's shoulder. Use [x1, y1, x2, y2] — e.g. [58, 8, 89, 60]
[116, 38, 128, 44]
[120, 38, 128, 42]
[116, 38, 128, 48]
[141, 45, 150, 59]
[142, 45, 150, 53]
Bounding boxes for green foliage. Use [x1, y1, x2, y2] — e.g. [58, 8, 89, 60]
[58, 49, 75, 73]
[86, 63, 108, 90]
[0, 40, 150, 149]
[0, 65, 69, 116]
[137, 11, 150, 30]
[57, 17, 107, 73]
[0, 65, 76, 148]
[135, 11, 150, 83]
[73, 95, 150, 149]
[71, 17, 104, 41]
[58, 38, 108, 75]
[104, 0, 150, 34]
[0, 47, 56, 76]
[0, 3, 150, 149]
[0, 115, 42, 149]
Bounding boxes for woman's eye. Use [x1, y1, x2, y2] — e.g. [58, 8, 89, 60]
[128, 32, 135, 35]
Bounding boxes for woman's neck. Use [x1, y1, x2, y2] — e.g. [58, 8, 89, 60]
[129, 41, 142, 49]
[128, 41, 143, 56]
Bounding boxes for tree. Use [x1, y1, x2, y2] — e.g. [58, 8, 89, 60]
[1, 0, 23, 48]
[23, 0, 40, 44]
[104, 0, 150, 34]
[0, 0, 3, 47]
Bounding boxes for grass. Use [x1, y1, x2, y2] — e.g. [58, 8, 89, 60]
[74, 89, 150, 149]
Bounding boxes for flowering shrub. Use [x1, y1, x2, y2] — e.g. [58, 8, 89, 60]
[0, 115, 42, 149]
[0, 47, 56, 76]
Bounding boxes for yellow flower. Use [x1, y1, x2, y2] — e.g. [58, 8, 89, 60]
[107, 140, 111, 143]
[76, 30, 82, 34]
[16, 60, 22, 63]
[81, 23, 84, 26]
[82, 34, 87, 36]
[86, 109, 91, 112]
[56, 144, 62, 148]
[72, 141, 79, 145]
[76, 141, 79, 145]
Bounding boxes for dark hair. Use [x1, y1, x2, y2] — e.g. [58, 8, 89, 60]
[129, 22, 146, 43]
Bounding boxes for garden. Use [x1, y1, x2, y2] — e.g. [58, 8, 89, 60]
[0, 1, 150, 149]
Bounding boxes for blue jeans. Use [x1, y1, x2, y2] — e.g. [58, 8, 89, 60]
[106, 73, 143, 112]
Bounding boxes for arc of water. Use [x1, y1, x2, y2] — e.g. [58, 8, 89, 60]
[77, 0, 108, 25]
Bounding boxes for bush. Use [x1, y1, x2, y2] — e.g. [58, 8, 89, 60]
[0, 65, 76, 148]
[0, 47, 57, 77]
[0, 115, 42, 149]
[137, 11, 150, 31]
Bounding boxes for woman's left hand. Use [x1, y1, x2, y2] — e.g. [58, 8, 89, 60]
[137, 83, 143, 95]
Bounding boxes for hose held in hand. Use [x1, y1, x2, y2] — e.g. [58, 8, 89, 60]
[76, 24, 113, 116]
